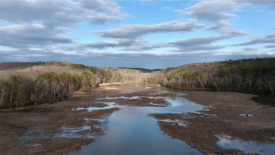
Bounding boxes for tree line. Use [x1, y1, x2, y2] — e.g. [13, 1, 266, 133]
[0, 72, 94, 108]
[2, 58, 273, 109]
[0, 63, 146, 109]
[145, 58, 275, 95]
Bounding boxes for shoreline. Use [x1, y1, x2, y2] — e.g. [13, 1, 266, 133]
[0, 83, 274, 154]
[152, 90, 275, 154]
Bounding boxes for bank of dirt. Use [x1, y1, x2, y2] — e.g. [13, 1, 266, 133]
[0, 91, 119, 155]
[151, 91, 275, 154]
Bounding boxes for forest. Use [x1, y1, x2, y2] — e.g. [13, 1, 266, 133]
[0, 62, 148, 109]
[0, 58, 274, 109]
[145, 58, 275, 95]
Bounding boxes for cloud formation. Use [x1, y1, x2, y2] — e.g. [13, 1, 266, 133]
[79, 34, 238, 53]
[0, 0, 274, 68]
[80, 0, 120, 14]
[185, 1, 240, 23]
[236, 34, 275, 46]
[79, 39, 134, 50]
[239, 0, 275, 8]
[96, 20, 203, 38]
[0, 0, 124, 50]
[88, 14, 123, 25]
[1, 49, 273, 69]
[169, 35, 227, 52]
[0, 24, 71, 48]
[183, 0, 249, 35]
[0, 0, 123, 24]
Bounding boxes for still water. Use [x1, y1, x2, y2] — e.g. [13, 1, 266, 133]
[69, 92, 205, 155]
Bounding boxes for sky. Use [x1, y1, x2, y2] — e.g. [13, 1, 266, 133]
[0, 0, 275, 69]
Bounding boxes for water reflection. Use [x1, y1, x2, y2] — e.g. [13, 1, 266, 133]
[216, 134, 275, 154]
[240, 114, 255, 117]
[54, 125, 95, 139]
[72, 102, 116, 112]
[69, 93, 205, 154]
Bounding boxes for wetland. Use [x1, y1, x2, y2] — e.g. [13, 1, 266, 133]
[1, 83, 275, 155]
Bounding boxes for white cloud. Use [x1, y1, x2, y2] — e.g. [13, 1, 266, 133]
[265, 45, 275, 49]
[235, 34, 275, 46]
[185, 0, 241, 23]
[169, 35, 226, 52]
[88, 13, 123, 25]
[79, 39, 134, 50]
[80, 0, 120, 14]
[238, 0, 275, 8]
[78, 34, 238, 53]
[96, 20, 203, 38]
[179, 0, 249, 37]
[0, 24, 71, 48]
[0, 0, 124, 50]
[0, 0, 122, 24]
[0, 0, 274, 66]
[1, 49, 273, 69]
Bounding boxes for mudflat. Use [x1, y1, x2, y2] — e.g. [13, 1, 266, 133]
[152, 91, 275, 154]
[0, 90, 119, 155]
[0, 83, 274, 155]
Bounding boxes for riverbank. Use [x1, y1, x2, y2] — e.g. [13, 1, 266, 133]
[0, 83, 274, 154]
[151, 91, 275, 154]
[0, 90, 119, 154]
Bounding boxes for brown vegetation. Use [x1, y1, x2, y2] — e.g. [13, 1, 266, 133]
[151, 90, 275, 154]
[0, 62, 149, 109]
[1, 58, 274, 109]
[0, 91, 119, 155]
[145, 58, 275, 95]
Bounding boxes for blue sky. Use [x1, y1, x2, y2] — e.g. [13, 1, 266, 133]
[0, 0, 274, 69]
